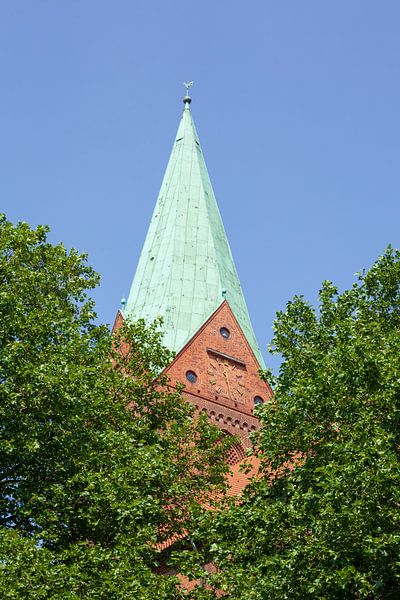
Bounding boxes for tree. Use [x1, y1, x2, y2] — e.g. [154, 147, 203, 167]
[203, 248, 400, 599]
[0, 216, 230, 598]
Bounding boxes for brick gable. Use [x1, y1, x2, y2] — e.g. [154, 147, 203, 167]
[165, 300, 272, 447]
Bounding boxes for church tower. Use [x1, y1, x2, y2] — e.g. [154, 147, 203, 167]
[114, 91, 272, 463]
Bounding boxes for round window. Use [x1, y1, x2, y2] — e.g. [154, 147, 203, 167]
[220, 327, 230, 340]
[186, 370, 197, 384]
[254, 396, 264, 406]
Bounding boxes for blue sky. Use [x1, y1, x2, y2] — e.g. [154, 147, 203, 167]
[1, 1, 399, 368]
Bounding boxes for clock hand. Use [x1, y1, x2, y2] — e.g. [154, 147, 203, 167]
[222, 364, 232, 399]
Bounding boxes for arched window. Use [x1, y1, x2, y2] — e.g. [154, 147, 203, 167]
[222, 431, 246, 466]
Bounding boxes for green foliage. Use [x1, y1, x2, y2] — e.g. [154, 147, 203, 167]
[0, 216, 229, 598]
[205, 248, 400, 599]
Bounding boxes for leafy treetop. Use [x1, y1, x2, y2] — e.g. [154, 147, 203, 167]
[199, 248, 400, 599]
[0, 216, 230, 599]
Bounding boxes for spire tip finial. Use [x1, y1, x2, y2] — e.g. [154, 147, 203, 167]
[183, 81, 194, 105]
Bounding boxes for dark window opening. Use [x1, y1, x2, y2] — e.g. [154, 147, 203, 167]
[186, 370, 197, 384]
[220, 327, 231, 340]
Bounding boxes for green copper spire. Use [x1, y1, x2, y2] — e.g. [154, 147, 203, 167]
[124, 94, 265, 367]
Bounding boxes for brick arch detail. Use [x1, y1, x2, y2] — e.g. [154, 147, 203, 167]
[221, 430, 246, 466]
[195, 405, 258, 438]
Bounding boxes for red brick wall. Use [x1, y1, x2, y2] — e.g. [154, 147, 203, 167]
[165, 301, 272, 447]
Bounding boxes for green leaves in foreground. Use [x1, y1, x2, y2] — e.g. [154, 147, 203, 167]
[4, 215, 398, 599]
[204, 248, 400, 599]
[0, 216, 229, 598]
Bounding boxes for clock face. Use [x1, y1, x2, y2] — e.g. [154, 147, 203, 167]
[207, 356, 246, 403]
